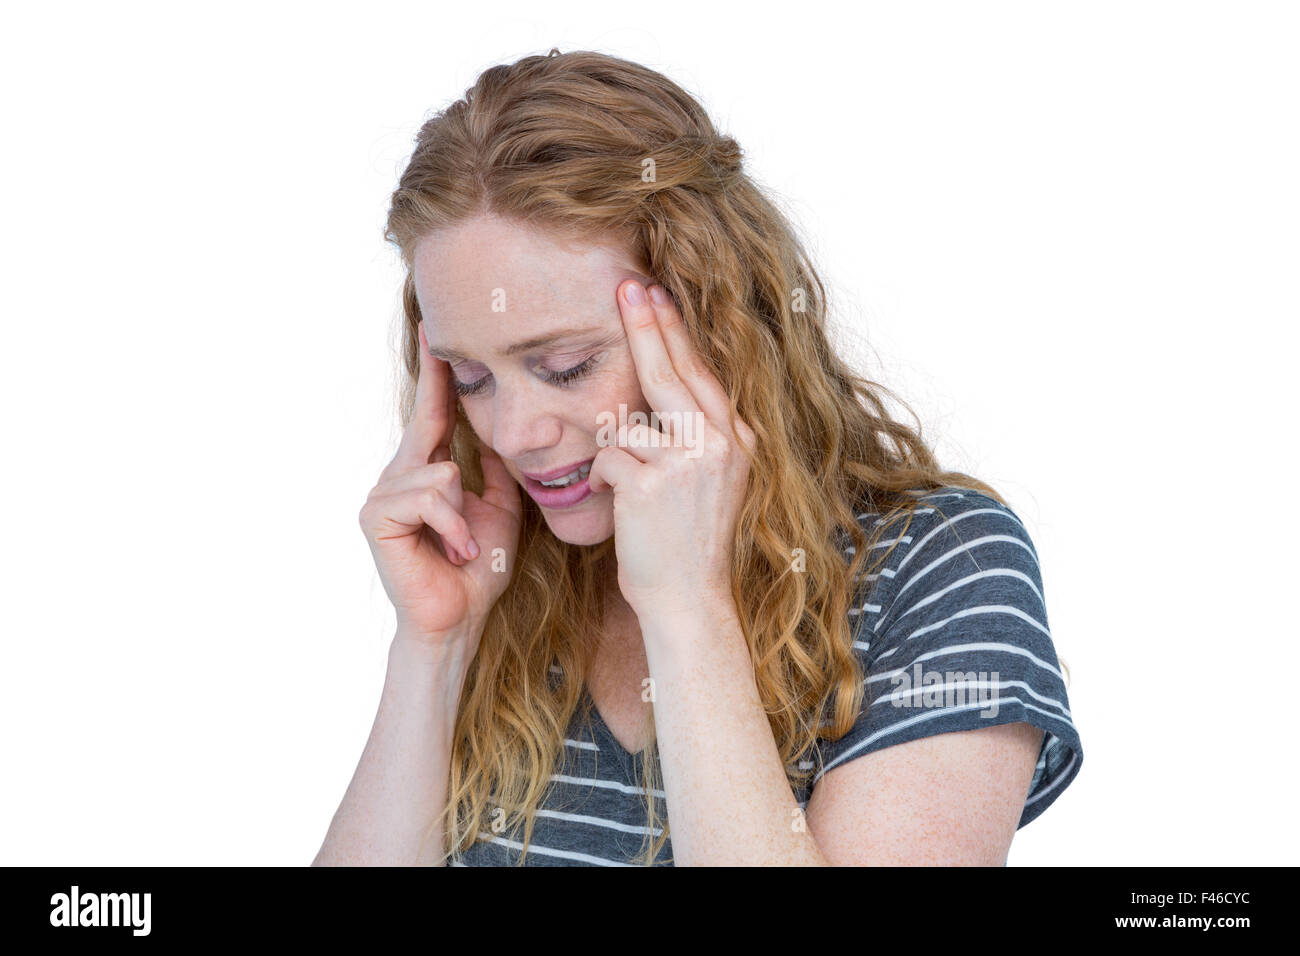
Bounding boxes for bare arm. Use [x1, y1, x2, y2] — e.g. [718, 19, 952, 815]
[312, 626, 472, 866]
[315, 319, 521, 866]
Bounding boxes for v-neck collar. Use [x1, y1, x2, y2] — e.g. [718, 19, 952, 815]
[580, 684, 650, 777]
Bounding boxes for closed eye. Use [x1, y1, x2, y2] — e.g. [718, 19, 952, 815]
[544, 355, 599, 386]
[452, 355, 601, 398]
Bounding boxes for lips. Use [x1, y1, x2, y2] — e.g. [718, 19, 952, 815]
[521, 458, 595, 483]
[521, 459, 595, 510]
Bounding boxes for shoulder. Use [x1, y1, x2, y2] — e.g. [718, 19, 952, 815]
[868, 486, 1045, 630]
[838, 485, 1044, 645]
[815, 483, 1082, 829]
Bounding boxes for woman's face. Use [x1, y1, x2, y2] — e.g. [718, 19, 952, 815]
[412, 213, 654, 546]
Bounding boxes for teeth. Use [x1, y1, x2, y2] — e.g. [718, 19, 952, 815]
[540, 463, 592, 487]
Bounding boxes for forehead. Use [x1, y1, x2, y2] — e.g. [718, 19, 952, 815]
[412, 215, 643, 344]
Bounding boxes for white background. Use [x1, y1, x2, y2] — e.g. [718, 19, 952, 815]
[2, 0, 1295, 866]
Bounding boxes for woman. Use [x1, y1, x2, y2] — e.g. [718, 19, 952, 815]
[313, 49, 1083, 867]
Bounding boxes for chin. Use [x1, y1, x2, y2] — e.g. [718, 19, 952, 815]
[535, 497, 615, 547]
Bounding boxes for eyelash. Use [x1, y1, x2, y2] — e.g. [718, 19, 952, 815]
[452, 356, 599, 398]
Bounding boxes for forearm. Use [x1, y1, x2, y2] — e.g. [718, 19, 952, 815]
[641, 599, 829, 866]
[312, 630, 469, 866]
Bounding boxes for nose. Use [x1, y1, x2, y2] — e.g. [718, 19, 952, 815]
[487, 375, 564, 463]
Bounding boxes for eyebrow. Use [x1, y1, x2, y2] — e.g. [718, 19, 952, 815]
[426, 325, 609, 361]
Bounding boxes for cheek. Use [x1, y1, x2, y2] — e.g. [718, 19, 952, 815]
[605, 353, 649, 412]
[461, 405, 492, 445]
[586, 379, 648, 426]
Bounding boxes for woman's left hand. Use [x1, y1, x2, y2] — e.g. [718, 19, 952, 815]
[586, 280, 757, 622]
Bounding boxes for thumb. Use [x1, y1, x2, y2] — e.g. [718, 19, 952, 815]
[586, 445, 637, 495]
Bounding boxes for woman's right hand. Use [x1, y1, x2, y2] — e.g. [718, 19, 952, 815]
[359, 320, 523, 650]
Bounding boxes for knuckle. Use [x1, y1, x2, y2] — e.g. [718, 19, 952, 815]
[378, 455, 410, 485]
[649, 364, 678, 387]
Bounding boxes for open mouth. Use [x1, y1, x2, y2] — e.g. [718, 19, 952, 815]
[537, 461, 593, 488]
[522, 458, 596, 509]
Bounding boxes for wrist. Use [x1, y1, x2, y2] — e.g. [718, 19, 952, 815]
[634, 588, 735, 625]
[636, 590, 739, 650]
[389, 629, 472, 686]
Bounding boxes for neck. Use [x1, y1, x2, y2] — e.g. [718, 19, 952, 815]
[597, 563, 641, 650]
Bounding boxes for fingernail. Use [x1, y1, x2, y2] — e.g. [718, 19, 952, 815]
[649, 284, 669, 305]
[466, 539, 479, 559]
[623, 281, 645, 306]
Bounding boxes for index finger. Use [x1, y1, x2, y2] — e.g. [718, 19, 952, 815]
[392, 319, 457, 471]
[645, 284, 735, 431]
[617, 280, 701, 427]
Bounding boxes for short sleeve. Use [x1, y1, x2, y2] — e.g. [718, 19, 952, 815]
[811, 488, 1083, 829]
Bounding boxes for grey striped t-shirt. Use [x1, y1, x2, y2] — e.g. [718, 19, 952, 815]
[449, 486, 1083, 866]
